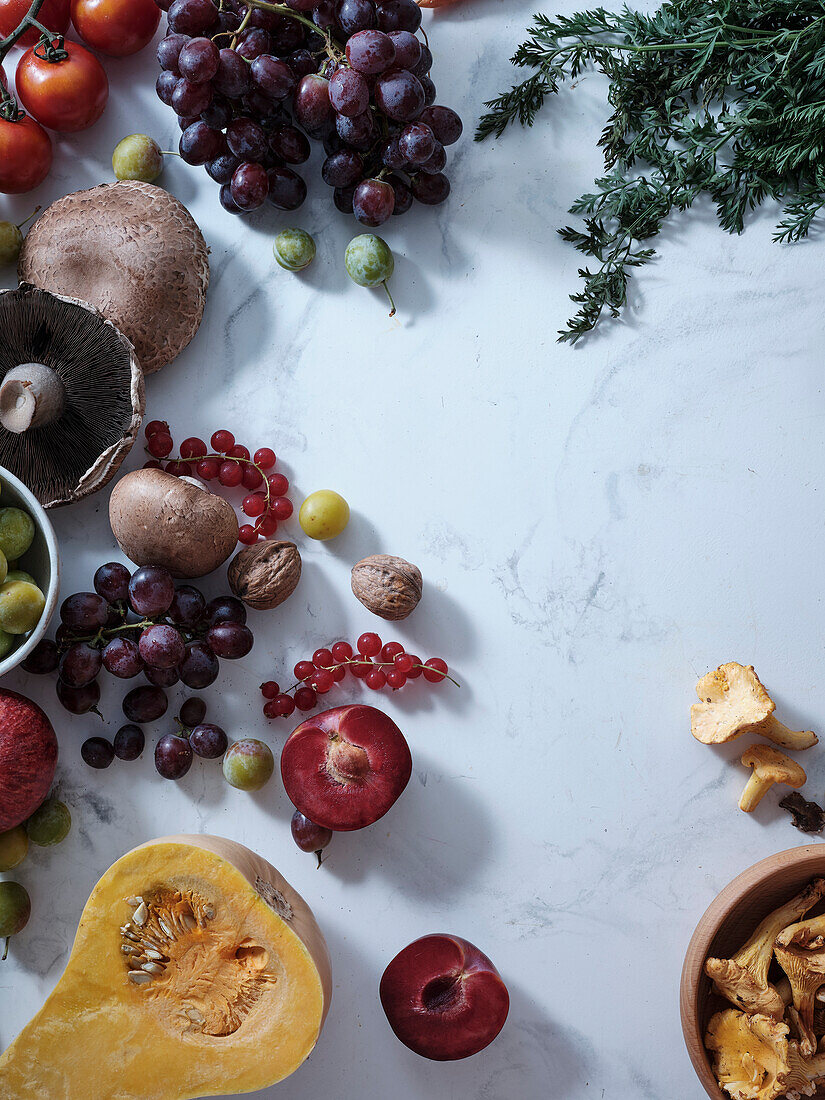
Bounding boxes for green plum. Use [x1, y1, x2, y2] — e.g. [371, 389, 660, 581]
[0, 881, 30, 960]
[274, 228, 316, 271]
[26, 798, 71, 846]
[6, 569, 35, 586]
[222, 739, 274, 791]
[345, 234, 396, 316]
[0, 826, 28, 871]
[0, 508, 35, 560]
[113, 135, 164, 182]
[0, 580, 45, 634]
[0, 628, 16, 659]
[0, 222, 23, 266]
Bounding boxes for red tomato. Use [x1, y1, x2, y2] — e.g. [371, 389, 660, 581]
[15, 40, 108, 132]
[0, 114, 52, 193]
[0, 0, 70, 46]
[71, 0, 161, 57]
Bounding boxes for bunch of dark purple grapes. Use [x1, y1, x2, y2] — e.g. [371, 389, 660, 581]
[22, 562, 254, 715]
[153, 0, 463, 225]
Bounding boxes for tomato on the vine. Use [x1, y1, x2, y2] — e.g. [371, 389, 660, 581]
[15, 40, 108, 132]
[70, 0, 161, 58]
[0, 0, 70, 46]
[0, 114, 52, 193]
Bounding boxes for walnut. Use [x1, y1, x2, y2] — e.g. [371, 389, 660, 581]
[351, 555, 422, 620]
[227, 541, 302, 611]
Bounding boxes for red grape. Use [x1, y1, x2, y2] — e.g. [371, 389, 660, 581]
[329, 67, 369, 116]
[411, 171, 450, 205]
[346, 29, 395, 74]
[374, 68, 424, 121]
[139, 624, 185, 669]
[155, 733, 193, 779]
[231, 162, 269, 211]
[207, 623, 254, 659]
[129, 566, 175, 617]
[102, 637, 143, 678]
[214, 47, 251, 96]
[61, 592, 109, 631]
[59, 643, 102, 687]
[419, 105, 463, 146]
[82, 737, 114, 768]
[178, 36, 219, 83]
[113, 724, 144, 761]
[180, 641, 219, 688]
[190, 723, 228, 758]
[123, 685, 168, 723]
[353, 178, 395, 226]
[291, 810, 332, 864]
[94, 562, 130, 604]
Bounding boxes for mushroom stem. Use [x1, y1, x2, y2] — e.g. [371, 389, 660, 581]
[760, 715, 819, 751]
[739, 770, 774, 812]
[0, 362, 65, 433]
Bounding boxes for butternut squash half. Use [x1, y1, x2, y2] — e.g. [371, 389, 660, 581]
[0, 834, 332, 1100]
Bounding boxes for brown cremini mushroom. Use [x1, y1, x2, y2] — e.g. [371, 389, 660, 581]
[739, 744, 806, 813]
[18, 182, 209, 374]
[691, 663, 817, 751]
[109, 468, 238, 579]
[0, 285, 143, 507]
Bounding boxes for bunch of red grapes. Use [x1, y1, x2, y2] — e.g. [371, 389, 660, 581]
[153, 0, 463, 224]
[143, 421, 293, 545]
[260, 631, 452, 717]
[22, 564, 254, 715]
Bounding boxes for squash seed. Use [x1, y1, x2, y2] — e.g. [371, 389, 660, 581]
[128, 971, 152, 985]
[133, 902, 148, 926]
[141, 961, 165, 975]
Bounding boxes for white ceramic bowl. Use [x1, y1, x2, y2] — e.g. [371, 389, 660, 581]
[0, 465, 60, 678]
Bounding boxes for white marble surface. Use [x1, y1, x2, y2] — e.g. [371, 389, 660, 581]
[2, 2, 825, 1096]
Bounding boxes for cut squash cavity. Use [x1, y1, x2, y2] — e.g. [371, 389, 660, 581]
[0, 834, 332, 1100]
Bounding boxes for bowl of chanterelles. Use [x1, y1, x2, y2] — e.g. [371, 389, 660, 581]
[682, 847, 825, 1099]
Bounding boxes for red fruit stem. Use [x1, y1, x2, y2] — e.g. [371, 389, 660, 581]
[148, 449, 278, 514]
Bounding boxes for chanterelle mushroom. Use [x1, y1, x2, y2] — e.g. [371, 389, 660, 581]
[773, 920, 825, 1058]
[705, 878, 825, 1017]
[692, 664, 817, 751]
[18, 181, 209, 374]
[0, 285, 143, 508]
[739, 745, 806, 813]
[705, 1010, 814, 1099]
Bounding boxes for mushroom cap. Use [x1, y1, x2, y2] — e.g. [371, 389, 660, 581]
[691, 662, 775, 744]
[741, 743, 807, 786]
[18, 182, 209, 374]
[705, 1009, 791, 1100]
[109, 468, 238, 579]
[0, 285, 143, 508]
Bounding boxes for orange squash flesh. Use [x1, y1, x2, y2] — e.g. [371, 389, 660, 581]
[0, 835, 332, 1100]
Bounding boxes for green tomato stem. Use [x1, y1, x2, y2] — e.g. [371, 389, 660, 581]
[0, 0, 47, 65]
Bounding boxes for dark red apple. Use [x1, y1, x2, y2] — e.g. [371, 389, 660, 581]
[380, 934, 510, 1060]
[0, 689, 58, 831]
[280, 704, 412, 831]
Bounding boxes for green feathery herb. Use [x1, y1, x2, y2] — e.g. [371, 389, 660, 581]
[477, 2, 825, 343]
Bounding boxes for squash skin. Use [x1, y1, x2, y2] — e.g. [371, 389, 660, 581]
[0, 834, 332, 1100]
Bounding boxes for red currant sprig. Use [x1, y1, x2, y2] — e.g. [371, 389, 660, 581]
[143, 422, 293, 546]
[260, 633, 456, 720]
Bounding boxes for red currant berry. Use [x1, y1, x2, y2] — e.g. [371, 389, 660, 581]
[381, 641, 405, 662]
[294, 660, 315, 682]
[242, 493, 267, 517]
[228, 444, 250, 460]
[145, 420, 169, 439]
[147, 433, 173, 458]
[180, 436, 207, 459]
[331, 641, 353, 663]
[406, 655, 423, 679]
[238, 525, 258, 545]
[255, 514, 278, 536]
[386, 669, 407, 690]
[211, 429, 235, 453]
[143, 460, 163, 470]
[366, 669, 386, 690]
[332, 664, 346, 682]
[196, 457, 220, 480]
[165, 460, 190, 477]
[271, 497, 293, 520]
[394, 653, 415, 674]
[219, 461, 243, 487]
[313, 648, 333, 669]
[313, 669, 334, 693]
[254, 447, 276, 469]
[294, 686, 317, 711]
[268, 473, 289, 496]
[423, 658, 449, 683]
[270, 693, 296, 718]
[357, 633, 382, 657]
[242, 465, 263, 490]
[350, 658, 372, 679]
[261, 681, 280, 699]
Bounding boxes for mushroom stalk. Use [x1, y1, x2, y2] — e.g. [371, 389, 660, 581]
[739, 770, 775, 812]
[0, 363, 65, 434]
[759, 715, 818, 752]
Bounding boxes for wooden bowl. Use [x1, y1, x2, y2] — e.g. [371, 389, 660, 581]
[681, 846, 825, 1098]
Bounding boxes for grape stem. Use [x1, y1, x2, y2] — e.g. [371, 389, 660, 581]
[59, 617, 205, 651]
[244, 0, 344, 60]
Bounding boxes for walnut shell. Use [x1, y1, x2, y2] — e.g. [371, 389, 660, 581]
[351, 555, 422, 621]
[228, 540, 302, 611]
